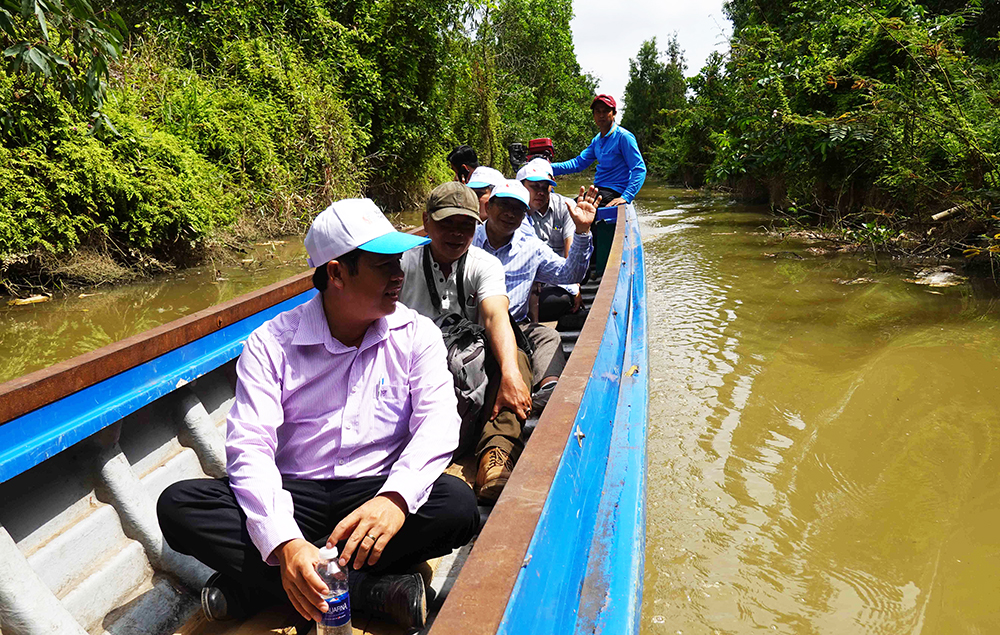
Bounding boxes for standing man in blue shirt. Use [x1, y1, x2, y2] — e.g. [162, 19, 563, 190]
[551, 95, 646, 207]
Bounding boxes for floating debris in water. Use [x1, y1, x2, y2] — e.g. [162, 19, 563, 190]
[77, 292, 102, 298]
[834, 277, 878, 285]
[763, 252, 804, 259]
[905, 266, 966, 287]
[8, 294, 50, 306]
[805, 247, 832, 256]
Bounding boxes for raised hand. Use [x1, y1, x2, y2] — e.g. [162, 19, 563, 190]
[571, 185, 601, 234]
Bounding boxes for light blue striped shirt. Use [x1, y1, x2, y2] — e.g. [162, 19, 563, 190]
[473, 222, 593, 321]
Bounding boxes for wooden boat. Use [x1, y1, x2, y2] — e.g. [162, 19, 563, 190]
[0, 204, 646, 635]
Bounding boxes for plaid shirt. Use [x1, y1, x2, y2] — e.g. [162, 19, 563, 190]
[473, 222, 593, 321]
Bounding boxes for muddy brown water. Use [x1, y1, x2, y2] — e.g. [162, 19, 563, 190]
[636, 185, 1000, 634]
[3, 181, 999, 633]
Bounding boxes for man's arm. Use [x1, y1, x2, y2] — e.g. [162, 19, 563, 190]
[226, 334, 304, 565]
[535, 186, 600, 285]
[551, 138, 597, 176]
[378, 319, 459, 509]
[620, 133, 647, 203]
[480, 294, 531, 420]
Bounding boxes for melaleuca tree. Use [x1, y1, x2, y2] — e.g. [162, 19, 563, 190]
[621, 36, 687, 152]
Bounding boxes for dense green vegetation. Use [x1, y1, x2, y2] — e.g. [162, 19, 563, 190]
[0, 0, 595, 289]
[626, 0, 1000, 257]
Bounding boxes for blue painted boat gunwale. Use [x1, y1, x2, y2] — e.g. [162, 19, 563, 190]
[495, 204, 647, 635]
[0, 289, 318, 483]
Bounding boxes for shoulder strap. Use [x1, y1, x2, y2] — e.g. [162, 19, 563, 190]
[423, 246, 470, 319]
[422, 245, 442, 315]
[456, 251, 468, 320]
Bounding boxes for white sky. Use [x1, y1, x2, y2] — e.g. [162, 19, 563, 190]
[570, 0, 733, 105]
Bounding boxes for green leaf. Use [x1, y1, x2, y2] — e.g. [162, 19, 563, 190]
[33, 0, 49, 42]
[0, 8, 17, 39]
[24, 45, 53, 75]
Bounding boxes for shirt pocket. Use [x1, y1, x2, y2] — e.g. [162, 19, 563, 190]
[371, 384, 410, 435]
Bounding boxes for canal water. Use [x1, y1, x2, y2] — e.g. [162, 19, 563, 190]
[635, 185, 1000, 634]
[3, 180, 999, 633]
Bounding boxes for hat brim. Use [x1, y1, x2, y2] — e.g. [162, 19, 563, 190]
[523, 175, 557, 188]
[428, 207, 481, 222]
[358, 231, 430, 254]
[466, 180, 494, 190]
[490, 191, 529, 207]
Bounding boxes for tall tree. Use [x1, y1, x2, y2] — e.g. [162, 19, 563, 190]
[621, 36, 687, 152]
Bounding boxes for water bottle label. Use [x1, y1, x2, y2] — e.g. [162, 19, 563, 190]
[322, 592, 351, 627]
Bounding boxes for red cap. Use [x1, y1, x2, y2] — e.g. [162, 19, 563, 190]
[527, 138, 554, 152]
[591, 94, 617, 111]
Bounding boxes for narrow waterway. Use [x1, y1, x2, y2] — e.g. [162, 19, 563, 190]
[635, 185, 1000, 634]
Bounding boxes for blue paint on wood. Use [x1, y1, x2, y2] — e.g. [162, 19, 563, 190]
[0, 290, 317, 483]
[497, 205, 647, 635]
[575, 210, 648, 635]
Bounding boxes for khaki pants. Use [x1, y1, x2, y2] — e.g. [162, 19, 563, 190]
[468, 349, 533, 462]
[519, 322, 566, 388]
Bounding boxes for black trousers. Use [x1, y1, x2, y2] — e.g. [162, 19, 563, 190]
[157, 474, 479, 600]
[596, 186, 622, 206]
[538, 285, 575, 322]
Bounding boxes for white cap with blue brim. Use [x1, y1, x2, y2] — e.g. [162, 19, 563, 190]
[304, 198, 430, 267]
[515, 157, 557, 188]
[488, 180, 531, 207]
[466, 166, 507, 190]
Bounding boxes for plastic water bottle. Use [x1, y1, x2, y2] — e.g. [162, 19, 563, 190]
[316, 546, 352, 635]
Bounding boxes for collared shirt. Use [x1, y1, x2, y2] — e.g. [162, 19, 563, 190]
[226, 293, 459, 564]
[551, 124, 647, 203]
[528, 192, 576, 256]
[528, 193, 580, 296]
[398, 245, 508, 324]
[473, 223, 593, 321]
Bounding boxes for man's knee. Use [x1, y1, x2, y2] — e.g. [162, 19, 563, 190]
[431, 475, 481, 542]
[156, 479, 224, 547]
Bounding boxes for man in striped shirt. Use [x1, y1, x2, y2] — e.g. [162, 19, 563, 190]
[157, 199, 479, 631]
[473, 180, 601, 412]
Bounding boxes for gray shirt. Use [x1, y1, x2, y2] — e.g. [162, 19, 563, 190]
[528, 192, 576, 256]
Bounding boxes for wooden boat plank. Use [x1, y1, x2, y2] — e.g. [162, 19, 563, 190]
[428, 205, 629, 635]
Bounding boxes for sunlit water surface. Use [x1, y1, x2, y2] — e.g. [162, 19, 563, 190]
[635, 184, 1000, 634]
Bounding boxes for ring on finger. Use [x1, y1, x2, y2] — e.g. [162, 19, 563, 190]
[363, 533, 377, 543]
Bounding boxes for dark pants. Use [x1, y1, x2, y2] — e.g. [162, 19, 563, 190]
[538, 286, 575, 322]
[157, 474, 479, 600]
[596, 186, 622, 207]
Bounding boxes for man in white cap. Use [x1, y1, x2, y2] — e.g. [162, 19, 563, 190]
[399, 182, 533, 503]
[157, 199, 479, 631]
[474, 180, 602, 414]
[517, 158, 583, 322]
[465, 165, 507, 221]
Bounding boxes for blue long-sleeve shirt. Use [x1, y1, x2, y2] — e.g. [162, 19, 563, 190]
[551, 124, 647, 203]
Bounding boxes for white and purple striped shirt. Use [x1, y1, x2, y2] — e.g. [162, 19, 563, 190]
[226, 293, 459, 564]
[473, 223, 593, 321]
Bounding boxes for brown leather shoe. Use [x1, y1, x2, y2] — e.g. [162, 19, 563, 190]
[476, 447, 514, 503]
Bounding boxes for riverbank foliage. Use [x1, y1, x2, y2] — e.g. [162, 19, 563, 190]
[0, 0, 595, 289]
[627, 0, 1000, 258]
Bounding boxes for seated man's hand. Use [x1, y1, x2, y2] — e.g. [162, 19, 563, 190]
[328, 493, 407, 570]
[605, 197, 626, 208]
[572, 291, 583, 313]
[275, 538, 329, 622]
[571, 186, 601, 233]
[493, 369, 532, 421]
